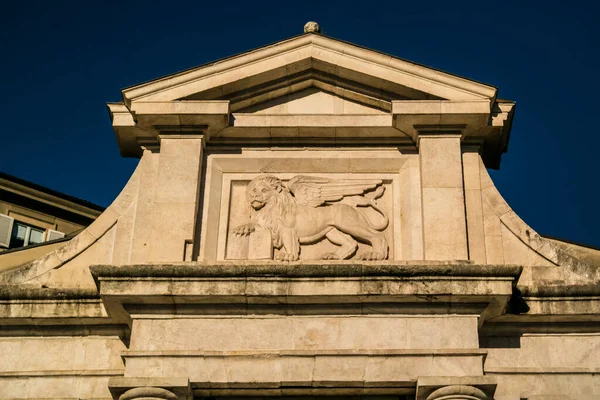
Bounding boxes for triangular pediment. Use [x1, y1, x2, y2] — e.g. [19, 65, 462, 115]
[238, 87, 388, 115]
[121, 34, 497, 107]
[110, 32, 513, 168]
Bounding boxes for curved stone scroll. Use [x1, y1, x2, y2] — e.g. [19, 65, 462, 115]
[0, 155, 143, 285]
[479, 158, 600, 282]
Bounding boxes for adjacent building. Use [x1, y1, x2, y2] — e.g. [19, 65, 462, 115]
[1, 24, 599, 400]
[0, 172, 104, 271]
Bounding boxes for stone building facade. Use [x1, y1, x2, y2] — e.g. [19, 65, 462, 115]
[1, 27, 599, 400]
[0, 172, 103, 249]
[0, 172, 104, 270]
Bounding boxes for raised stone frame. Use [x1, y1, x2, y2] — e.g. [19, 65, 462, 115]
[197, 149, 422, 262]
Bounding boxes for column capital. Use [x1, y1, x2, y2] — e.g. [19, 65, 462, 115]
[415, 129, 463, 148]
[416, 377, 496, 400]
[158, 132, 206, 139]
[119, 387, 177, 400]
[426, 385, 489, 400]
[108, 377, 191, 400]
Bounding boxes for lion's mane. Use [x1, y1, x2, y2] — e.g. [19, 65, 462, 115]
[248, 176, 296, 247]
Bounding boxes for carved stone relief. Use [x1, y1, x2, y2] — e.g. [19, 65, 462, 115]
[227, 175, 391, 261]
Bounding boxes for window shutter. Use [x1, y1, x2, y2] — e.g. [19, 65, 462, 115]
[0, 214, 14, 248]
[46, 229, 65, 241]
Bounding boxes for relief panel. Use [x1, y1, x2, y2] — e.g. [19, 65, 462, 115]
[198, 150, 416, 262]
[224, 174, 396, 261]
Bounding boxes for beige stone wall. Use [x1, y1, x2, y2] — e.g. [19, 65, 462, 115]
[129, 316, 479, 352]
[0, 336, 126, 399]
[1, 140, 596, 287]
[124, 316, 483, 382]
[486, 334, 600, 399]
[3, 80, 600, 400]
[1, 135, 598, 399]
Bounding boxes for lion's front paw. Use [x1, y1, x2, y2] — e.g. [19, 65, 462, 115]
[275, 252, 299, 261]
[232, 223, 256, 236]
[357, 251, 386, 261]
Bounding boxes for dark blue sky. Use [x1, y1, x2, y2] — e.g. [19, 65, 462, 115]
[1, 1, 598, 247]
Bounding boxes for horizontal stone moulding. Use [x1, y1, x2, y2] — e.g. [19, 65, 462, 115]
[0, 368, 125, 377]
[192, 387, 415, 397]
[91, 263, 519, 324]
[122, 348, 489, 357]
[484, 366, 600, 374]
[90, 262, 522, 279]
[121, 352, 485, 389]
[122, 302, 491, 317]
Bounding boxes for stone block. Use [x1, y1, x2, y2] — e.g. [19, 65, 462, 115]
[129, 151, 160, 263]
[492, 373, 600, 399]
[128, 315, 480, 353]
[465, 188, 487, 263]
[419, 136, 463, 189]
[25, 376, 78, 398]
[485, 334, 600, 370]
[111, 201, 136, 264]
[130, 318, 296, 351]
[147, 202, 196, 262]
[406, 317, 479, 349]
[155, 155, 201, 204]
[313, 355, 369, 384]
[422, 187, 468, 260]
[0, 378, 28, 399]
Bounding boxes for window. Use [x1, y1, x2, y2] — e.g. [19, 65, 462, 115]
[10, 222, 46, 248]
[0, 214, 65, 249]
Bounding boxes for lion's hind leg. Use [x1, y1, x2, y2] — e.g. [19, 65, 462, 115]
[356, 233, 388, 260]
[335, 211, 389, 260]
[321, 228, 358, 260]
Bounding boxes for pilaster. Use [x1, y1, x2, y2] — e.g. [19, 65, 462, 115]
[147, 133, 204, 262]
[129, 134, 205, 263]
[418, 132, 468, 260]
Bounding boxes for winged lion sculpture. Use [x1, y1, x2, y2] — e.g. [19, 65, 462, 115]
[232, 175, 389, 261]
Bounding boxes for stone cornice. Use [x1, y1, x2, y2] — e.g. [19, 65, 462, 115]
[121, 34, 497, 105]
[519, 282, 600, 297]
[90, 262, 522, 279]
[3, 263, 599, 335]
[108, 98, 514, 168]
[90, 262, 521, 326]
[0, 285, 98, 300]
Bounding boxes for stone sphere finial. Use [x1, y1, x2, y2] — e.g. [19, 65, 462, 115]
[304, 21, 321, 33]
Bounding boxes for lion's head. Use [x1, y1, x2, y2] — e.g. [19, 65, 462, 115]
[246, 175, 296, 240]
[245, 175, 287, 210]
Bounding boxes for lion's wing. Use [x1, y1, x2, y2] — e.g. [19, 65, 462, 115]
[287, 175, 382, 207]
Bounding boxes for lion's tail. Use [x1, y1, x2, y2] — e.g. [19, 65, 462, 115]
[351, 186, 389, 231]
